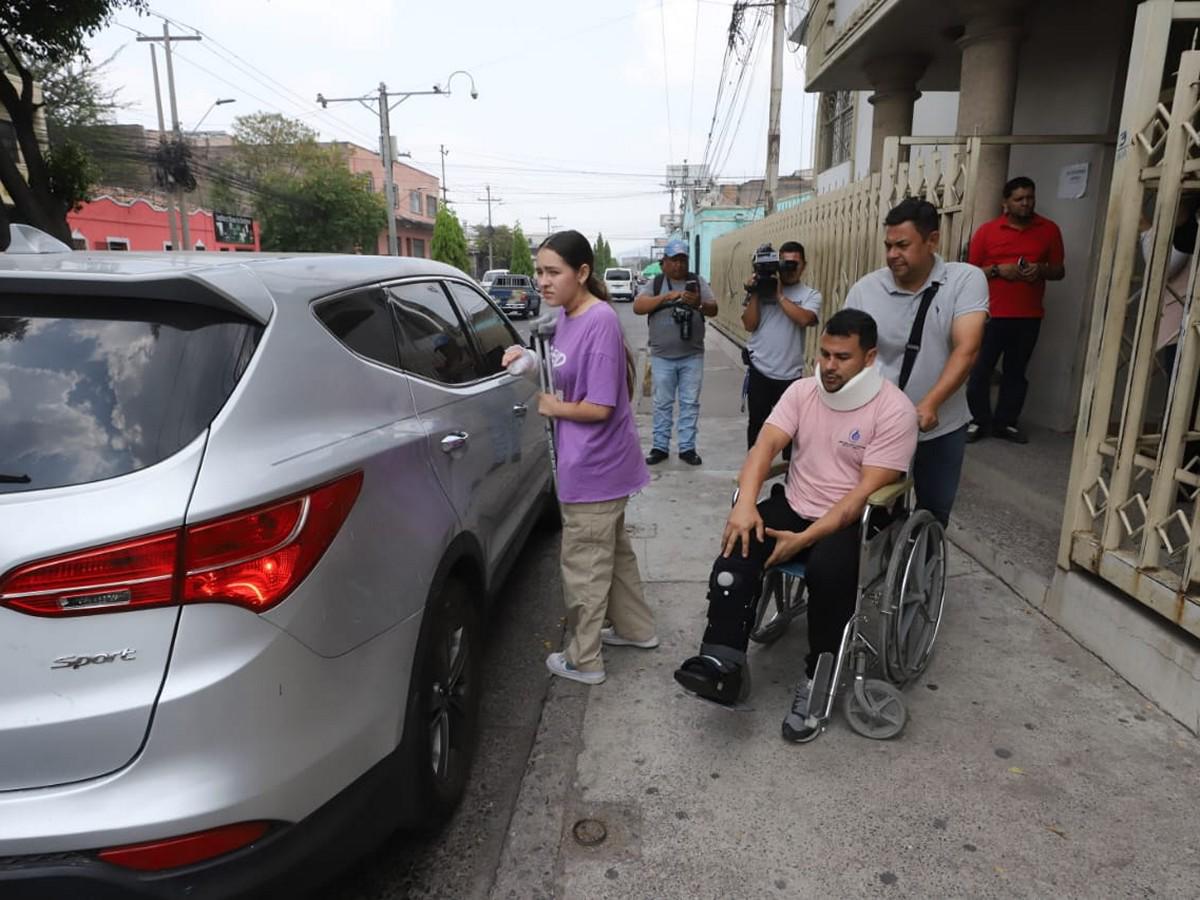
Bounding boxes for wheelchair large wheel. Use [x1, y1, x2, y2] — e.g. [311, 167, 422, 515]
[749, 570, 807, 644]
[843, 678, 907, 739]
[879, 510, 946, 685]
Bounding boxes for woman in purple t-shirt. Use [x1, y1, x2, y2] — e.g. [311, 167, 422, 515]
[502, 230, 655, 685]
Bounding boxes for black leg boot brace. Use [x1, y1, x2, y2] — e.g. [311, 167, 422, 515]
[674, 555, 762, 704]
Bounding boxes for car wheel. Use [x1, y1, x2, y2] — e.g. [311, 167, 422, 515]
[399, 575, 481, 832]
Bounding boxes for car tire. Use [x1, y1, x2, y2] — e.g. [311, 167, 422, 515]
[398, 574, 481, 833]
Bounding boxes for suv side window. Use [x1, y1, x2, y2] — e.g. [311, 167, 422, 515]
[387, 281, 481, 384]
[444, 281, 521, 377]
[313, 287, 400, 368]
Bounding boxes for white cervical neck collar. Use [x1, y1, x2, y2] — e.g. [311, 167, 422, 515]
[815, 365, 883, 411]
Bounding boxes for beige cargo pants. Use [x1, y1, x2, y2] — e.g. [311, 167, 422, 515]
[559, 497, 655, 673]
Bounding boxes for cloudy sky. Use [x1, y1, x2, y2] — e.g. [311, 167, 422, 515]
[86, 0, 816, 256]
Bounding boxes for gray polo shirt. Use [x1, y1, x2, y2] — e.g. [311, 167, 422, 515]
[637, 274, 715, 359]
[844, 254, 988, 441]
[746, 281, 823, 380]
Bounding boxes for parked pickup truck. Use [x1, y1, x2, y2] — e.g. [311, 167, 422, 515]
[487, 274, 542, 319]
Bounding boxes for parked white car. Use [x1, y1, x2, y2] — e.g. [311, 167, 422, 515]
[603, 267, 636, 302]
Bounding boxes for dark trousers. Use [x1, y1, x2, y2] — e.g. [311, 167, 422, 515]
[912, 425, 968, 528]
[746, 364, 797, 458]
[967, 317, 1042, 429]
[701, 491, 860, 676]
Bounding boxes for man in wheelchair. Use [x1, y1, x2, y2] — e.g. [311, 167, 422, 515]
[674, 309, 918, 743]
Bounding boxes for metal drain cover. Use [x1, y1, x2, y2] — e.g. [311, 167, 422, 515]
[572, 818, 608, 846]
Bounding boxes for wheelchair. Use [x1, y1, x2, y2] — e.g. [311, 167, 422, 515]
[744, 465, 947, 740]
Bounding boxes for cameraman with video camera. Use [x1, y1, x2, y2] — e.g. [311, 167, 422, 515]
[635, 238, 718, 466]
[742, 241, 823, 452]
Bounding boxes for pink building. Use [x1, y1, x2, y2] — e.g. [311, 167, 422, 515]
[334, 142, 440, 257]
[67, 195, 261, 253]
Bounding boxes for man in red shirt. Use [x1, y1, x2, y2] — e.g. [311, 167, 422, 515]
[966, 176, 1065, 443]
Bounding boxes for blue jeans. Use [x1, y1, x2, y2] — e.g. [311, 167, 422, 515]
[912, 425, 968, 527]
[651, 353, 704, 453]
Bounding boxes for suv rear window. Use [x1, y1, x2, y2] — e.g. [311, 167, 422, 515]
[0, 296, 261, 495]
[605, 270, 630, 280]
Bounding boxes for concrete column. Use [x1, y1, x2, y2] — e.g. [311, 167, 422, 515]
[955, 0, 1028, 227]
[865, 54, 929, 173]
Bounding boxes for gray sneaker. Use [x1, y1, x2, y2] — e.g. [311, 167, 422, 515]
[781, 676, 821, 743]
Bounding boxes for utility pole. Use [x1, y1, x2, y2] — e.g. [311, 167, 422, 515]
[146, 44, 176, 250]
[137, 24, 200, 249]
[317, 71, 478, 255]
[377, 84, 398, 255]
[476, 184, 502, 270]
[763, 0, 786, 216]
[540, 214, 556, 238]
[439, 144, 449, 204]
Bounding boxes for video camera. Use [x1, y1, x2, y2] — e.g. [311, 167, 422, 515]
[749, 243, 801, 302]
[750, 244, 781, 301]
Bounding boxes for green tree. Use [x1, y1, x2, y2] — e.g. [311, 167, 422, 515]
[231, 112, 321, 181]
[593, 232, 617, 274]
[224, 115, 385, 252]
[0, 0, 146, 239]
[254, 145, 386, 253]
[472, 222, 512, 270]
[509, 222, 534, 275]
[431, 204, 470, 272]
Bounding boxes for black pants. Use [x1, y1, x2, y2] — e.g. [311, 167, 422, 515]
[967, 317, 1042, 429]
[746, 364, 797, 459]
[701, 491, 860, 676]
[912, 425, 968, 528]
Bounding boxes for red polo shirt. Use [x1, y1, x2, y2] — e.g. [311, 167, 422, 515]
[968, 213, 1065, 318]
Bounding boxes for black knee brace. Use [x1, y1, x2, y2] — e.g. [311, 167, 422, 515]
[703, 554, 762, 650]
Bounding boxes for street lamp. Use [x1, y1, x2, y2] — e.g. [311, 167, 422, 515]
[315, 70, 479, 256]
[190, 98, 236, 135]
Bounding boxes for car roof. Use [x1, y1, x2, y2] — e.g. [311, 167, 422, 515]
[0, 251, 470, 324]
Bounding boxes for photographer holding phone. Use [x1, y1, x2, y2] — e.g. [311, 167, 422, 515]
[966, 176, 1065, 445]
[741, 241, 823, 453]
[635, 238, 717, 466]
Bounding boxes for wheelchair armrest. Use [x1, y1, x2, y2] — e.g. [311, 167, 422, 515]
[867, 478, 912, 508]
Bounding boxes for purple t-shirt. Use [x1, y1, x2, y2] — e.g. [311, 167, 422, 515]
[551, 302, 650, 503]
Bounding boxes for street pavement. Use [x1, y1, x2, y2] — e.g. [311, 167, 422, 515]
[488, 302, 1200, 899]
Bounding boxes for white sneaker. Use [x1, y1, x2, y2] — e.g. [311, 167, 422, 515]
[546, 652, 606, 685]
[600, 627, 660, 649]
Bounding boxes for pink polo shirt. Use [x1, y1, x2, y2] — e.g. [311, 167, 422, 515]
[765, 376, 918, 520]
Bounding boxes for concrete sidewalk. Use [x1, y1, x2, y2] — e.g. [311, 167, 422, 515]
[490, 308, 1200, 899]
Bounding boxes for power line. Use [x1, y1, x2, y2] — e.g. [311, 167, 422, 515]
[659, 0, 674, 164]
[686, 0, 701, 163]
[145, 9, 378, 144]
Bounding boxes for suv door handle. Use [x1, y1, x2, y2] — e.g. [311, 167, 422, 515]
[512, 404, 528, 418]
[440, 431, 469, 453]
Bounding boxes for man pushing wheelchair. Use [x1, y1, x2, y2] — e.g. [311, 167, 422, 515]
[674, 309, 920, 743]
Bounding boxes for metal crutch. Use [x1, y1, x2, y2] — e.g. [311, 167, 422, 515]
[528, 314, 559, 488]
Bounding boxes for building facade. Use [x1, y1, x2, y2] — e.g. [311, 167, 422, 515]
[67, 195, 260, 252]
[334, 143, 440, 257]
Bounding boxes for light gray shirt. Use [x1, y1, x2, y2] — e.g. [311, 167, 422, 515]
[637, 274, 716, 359]
[845, 254, 989, 441]
[746, 281, 823, 380]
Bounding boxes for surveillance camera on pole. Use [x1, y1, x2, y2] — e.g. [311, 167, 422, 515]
[314, 69, 480, 256]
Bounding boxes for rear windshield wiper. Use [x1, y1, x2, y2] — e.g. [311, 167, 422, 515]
[0, 473, 31, 484]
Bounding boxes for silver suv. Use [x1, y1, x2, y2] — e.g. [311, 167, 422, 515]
[0, 248, 552, 896]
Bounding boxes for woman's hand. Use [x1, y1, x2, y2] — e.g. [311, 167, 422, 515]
[536, 392, 560, 418]
[502, 345, 526, 368]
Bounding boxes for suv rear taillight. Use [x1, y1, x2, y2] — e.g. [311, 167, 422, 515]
[183, 472, 362, 611]
[0, 472, 363, 617]
[0, 531, 179, 616]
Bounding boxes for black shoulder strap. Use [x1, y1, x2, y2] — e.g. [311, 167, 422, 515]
[653, 273, 664, 296]
[898, 281, 941, 391]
